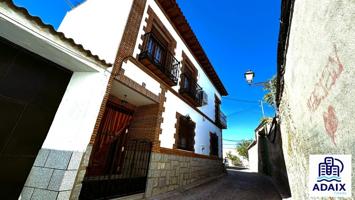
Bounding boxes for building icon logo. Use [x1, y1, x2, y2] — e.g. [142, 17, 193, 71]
[309, 155, 351, 197]
[317, 157, 343, 182]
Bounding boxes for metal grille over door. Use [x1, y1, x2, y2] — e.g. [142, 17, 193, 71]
[80, 140, 152, 199]
[80, 102, 152, 199]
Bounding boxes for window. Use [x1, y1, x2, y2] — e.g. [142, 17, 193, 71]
[175, 114, 195, 151]
[138, 7, 179, 86]
[179, 52, 205, 106]
[210, 133, 219, 156]
[181, 52, 198, 83]
[215, 95, 221, 122]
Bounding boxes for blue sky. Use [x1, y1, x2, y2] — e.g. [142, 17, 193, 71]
[13, 0, 281, 145]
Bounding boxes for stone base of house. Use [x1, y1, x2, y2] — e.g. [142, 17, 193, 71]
[144, 151, 224, 198]
[19, 148, 86, 200]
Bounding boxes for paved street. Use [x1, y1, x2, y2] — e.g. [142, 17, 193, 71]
[155, 169, 281, 200]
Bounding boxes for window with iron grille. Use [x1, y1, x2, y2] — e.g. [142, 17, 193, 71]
[175, 114, 195, 152]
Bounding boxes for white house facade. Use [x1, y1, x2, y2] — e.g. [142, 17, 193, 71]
[58, 0, 229, 198]
[1, 0, 228, 199]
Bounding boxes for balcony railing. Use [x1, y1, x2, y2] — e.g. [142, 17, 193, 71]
[216, 110, 227, 129]
[138, 32, 179, 86]
[179, 73, 204, 107]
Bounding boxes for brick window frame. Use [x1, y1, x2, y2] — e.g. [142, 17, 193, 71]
[139, 6, 177, 56]
[173, 112, 195, 152]
[180, 52, 198, 79]
[179, 52, 198, 89]
[210, 132, 219, 156]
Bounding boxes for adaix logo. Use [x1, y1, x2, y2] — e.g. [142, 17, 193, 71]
[309, 155, 351, 197]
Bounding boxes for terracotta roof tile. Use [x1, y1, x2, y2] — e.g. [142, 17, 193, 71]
[3, 0, 112, 67]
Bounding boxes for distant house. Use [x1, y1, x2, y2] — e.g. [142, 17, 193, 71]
[247, 119, 272, 173]
[222, 148, 249, 168]
[0, 0, 228, 199]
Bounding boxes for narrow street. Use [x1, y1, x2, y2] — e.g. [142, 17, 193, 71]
[154, 169, 281, 200]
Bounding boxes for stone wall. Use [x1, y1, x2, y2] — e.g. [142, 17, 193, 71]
[145, 152, 224, 198]
[20, 149, 84, 200]
[69, 146, 92, 200]
[278, 0, 355, 199]
[261, 122, 291, 198]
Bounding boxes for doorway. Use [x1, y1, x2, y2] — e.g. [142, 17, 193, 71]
[80, 101, 152, 199]
[0, 37, 72, 199]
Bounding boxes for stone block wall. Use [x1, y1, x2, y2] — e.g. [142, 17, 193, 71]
[20, 149, 84, 200]
[144, 152, 224, 198]
[69, 146, 92, 200]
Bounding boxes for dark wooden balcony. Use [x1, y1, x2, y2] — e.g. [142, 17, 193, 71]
[216, 110, 227, 129]
[138, 32, 179, 86]
[179, 73, 204, 107]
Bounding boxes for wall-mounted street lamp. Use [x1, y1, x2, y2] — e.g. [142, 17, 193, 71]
[244, 69, 277, 117]
[244, 69, 255, 84]
[244, 69, 272, 87]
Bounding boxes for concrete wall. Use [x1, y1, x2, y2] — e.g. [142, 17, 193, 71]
[279, 0, 355, 199]
[145, 152, 224, 198]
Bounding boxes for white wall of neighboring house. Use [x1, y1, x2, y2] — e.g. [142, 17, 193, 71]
[58, 0, 133, 64]
[248, 144, 258, 172]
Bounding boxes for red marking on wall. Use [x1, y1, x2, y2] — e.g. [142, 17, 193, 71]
[323, 105, 338, 145]
[307, 45, 344, 112]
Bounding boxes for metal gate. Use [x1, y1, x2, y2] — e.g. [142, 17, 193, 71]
[80, 139, 152, 199]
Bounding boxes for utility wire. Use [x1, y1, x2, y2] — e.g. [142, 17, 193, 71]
[226, 106, 258, 117]
[222, 97, 260, 104]
[64, 0, 74, 9]
[222, 139, 242, 142]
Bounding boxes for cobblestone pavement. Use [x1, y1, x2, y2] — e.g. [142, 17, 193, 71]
[153, 169, 281, 200]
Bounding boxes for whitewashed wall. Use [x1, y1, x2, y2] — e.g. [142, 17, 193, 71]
[58, 0, 133, 64]
[130, 0, 224, 157]
[132, 0, 222, 119]
[160, 91, 222, 157]
[42, 70, 110, 152]
[121, 60, 161, 96]
[58, 0, 225, 157]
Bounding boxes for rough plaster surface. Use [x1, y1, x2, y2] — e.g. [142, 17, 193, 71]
[279, 0, 355, 199]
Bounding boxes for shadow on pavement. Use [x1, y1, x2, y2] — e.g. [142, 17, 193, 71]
[152, 168, 282, 200]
